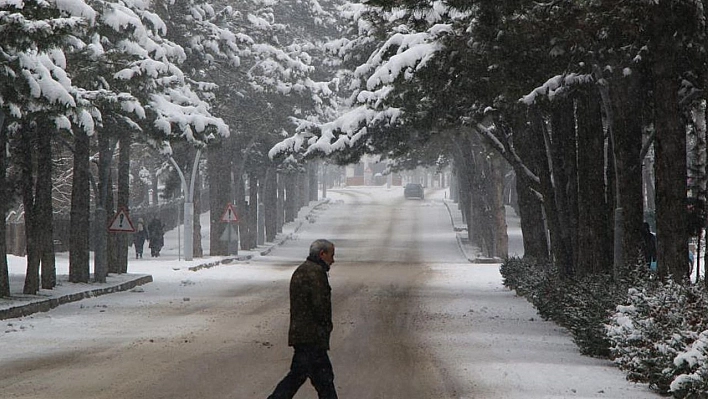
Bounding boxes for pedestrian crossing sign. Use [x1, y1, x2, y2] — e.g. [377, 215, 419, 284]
[220, 203, 239, 223]
[108, 208, 136, 232]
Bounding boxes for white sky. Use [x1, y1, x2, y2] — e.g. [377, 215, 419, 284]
[0, 186, 657, 398]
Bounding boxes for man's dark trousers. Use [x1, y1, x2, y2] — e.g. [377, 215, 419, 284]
[268, 345, 338, 399]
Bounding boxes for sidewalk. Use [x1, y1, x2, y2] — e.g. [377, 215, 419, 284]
[0, 198, 331, 320]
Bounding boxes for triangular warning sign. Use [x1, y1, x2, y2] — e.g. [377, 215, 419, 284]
[108, 209, 136, 232]
[221, 203, 239, 223]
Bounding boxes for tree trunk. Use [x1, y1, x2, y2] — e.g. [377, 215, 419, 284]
[19, 124, 40, 294]
[0, 112, 9, 297]
[151, 173, 159, 206]
[208, 145, 230, 256]
[490, 152, 508, 258]
[264, 166, 278, 242]
[611, 73, 646, 275]
[237, 176, 249, 251]
[298, 171, 308, 210]
[688, 101, 707, 204]
[257, 172, 265, 246]
[515, 172, 548, 260]
[107, 162, 118, 274]
[688, 102, 707, 280]
[654, 65, 689, 280]
[576, 88, 612, 275]
[456, 158, 474, 245]
[37, 122, 55, 289]
[651, 3, 690, 281]
[277, 171, 285, 232]
[549, 96, 578, 269]
[321, 163, 328, 199]
[193, 175, 203, 258]
[94, 131, 112, 283]
[451, 133, 477, 246]
[248, 173, 258, 249]
[530, 106, 573, 276]
[469, 154, 491, 254]
[285, 172, 296, 223]
[115, 131, 130, 274]
[510, 120, 549, 261]
[70, 128, 91, 283]
[309, 161, 318, 202]
[467, 147, 501, 258]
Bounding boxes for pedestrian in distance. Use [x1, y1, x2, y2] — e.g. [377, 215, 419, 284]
[133, 218, 149, 259]
[148, 216, 164, 257]
[641, 222, 657, 271]
[267, 239, 338, 399]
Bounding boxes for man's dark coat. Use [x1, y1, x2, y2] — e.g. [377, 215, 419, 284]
[288, 257, 333, 350]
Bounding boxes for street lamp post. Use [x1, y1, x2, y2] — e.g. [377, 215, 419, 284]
[169, 149, 201, 261]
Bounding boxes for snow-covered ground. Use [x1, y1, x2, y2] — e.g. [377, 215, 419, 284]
[1, 186, 657, 398]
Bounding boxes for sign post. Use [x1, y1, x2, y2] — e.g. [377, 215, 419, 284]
[220, 203, 239, 255]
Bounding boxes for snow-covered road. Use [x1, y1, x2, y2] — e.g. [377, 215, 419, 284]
[0, 187, 656, 398]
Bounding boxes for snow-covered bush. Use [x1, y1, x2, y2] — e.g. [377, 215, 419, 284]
[607, 279, 708, 396]
[500, 257, 547, 297]
[503, 257, 708, 396]
[670, 331, 708, 398]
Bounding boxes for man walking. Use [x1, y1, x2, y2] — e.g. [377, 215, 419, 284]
[268, 239, 338, 399]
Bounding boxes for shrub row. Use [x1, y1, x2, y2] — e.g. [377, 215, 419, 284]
[500, 257, 708, 397]
[607, 279, 708, 397]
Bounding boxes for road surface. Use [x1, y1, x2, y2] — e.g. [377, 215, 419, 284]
[0, 187, 656, 398]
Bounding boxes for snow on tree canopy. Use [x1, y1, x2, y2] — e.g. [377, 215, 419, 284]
[149, 90, 229, 142]
[269, 105, 401, 158]
[54, 115, 72, 130]
[19, 52, 76, 107]
[103, 4, 152, 36]
[365, 38, 441, 90]
[357, 26, 449, 90]
[270, 13, 448, 159]
[104, 3, 185, 62]
[52, 0, 96, 21]
[520, 73, 594, 105]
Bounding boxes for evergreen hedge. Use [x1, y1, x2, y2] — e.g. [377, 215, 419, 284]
[607, 279, 708, 396]
[501, 257, 708, 397]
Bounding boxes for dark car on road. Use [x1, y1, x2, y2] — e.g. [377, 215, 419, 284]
[404, 183, 424, 199]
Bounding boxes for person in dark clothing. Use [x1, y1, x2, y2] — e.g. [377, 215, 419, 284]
[641, 222, 657, 270]
[267, 239, 338, 399]
[148, 217, 164, 257]
[133, 218, 149, 259]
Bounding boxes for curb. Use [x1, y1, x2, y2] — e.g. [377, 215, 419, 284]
[259, 198, 330, 257]
[442, 199, 466, 232]
[188, 198, 331, 269]
[442, 199, 474, 261]
[442, 200, 502, 264]
[187, 255, 254, 271]
[0, 275, 153, 321]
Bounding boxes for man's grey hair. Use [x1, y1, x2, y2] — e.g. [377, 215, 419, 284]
[309, 239, 334, 258]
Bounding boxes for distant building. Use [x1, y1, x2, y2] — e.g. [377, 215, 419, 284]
[344, 155, 401, 186]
